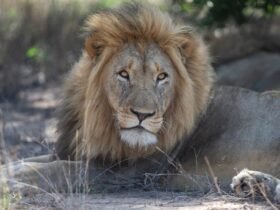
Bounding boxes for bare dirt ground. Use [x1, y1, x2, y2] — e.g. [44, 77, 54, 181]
[11, 191, 274, 210]
[1, 85, 59, 162]
[1, 86, 279, 209]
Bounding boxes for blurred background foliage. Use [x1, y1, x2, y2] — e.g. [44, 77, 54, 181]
[173, 0, 280, 27]
[0, 0, 280, 100]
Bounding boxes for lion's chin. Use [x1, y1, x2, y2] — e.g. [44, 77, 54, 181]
[120, 128, 157, 147]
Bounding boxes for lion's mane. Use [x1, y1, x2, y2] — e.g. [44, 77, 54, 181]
[56, 3, 214, 161]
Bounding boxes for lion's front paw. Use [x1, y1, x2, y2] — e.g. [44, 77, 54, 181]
[231, 169, 280, 203]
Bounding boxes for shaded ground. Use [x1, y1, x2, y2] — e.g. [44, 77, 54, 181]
[1, 85, 60, 162]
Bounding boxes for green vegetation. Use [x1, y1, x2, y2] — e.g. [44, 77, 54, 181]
[0, 184, 22, 210]
[175, 0, 280, 27]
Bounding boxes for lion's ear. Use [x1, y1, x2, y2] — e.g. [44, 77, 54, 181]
[177, 33, 197, 63]
[85, 35, 104, 59]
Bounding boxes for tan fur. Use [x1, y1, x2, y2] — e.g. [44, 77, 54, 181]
[56, 3, 214, 161]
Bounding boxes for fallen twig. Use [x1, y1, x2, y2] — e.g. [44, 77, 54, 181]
[204, 156, 222, 195]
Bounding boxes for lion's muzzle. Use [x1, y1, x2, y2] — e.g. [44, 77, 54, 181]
[117, 108, 162, 147]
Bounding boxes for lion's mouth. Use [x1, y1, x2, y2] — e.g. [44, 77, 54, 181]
[122, 125, 143, 129]
[119, 126, 158, 147]
[121, 125, 156, 134]
[122, 125, 148, 131]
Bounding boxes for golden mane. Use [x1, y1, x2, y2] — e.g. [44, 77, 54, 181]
[56, 2, 214, 161]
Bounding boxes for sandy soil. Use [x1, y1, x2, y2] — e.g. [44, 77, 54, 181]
[11, 191, 274, 210]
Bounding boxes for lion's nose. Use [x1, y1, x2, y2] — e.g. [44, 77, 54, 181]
[130, 108, 155, 122]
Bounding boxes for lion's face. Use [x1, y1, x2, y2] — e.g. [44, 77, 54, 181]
[104, 43, 175, 147]
[56, 2, 214, 161]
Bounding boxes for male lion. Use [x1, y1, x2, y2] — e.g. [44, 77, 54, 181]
[52, 2, 280, 202]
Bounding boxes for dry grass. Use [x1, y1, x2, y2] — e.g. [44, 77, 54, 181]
[0, 128, 278, 209]
[1, 166, 277, 210]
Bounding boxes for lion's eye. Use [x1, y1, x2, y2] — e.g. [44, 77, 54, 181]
[157, 73, 168, 81]
[118, 70, 129, 80]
